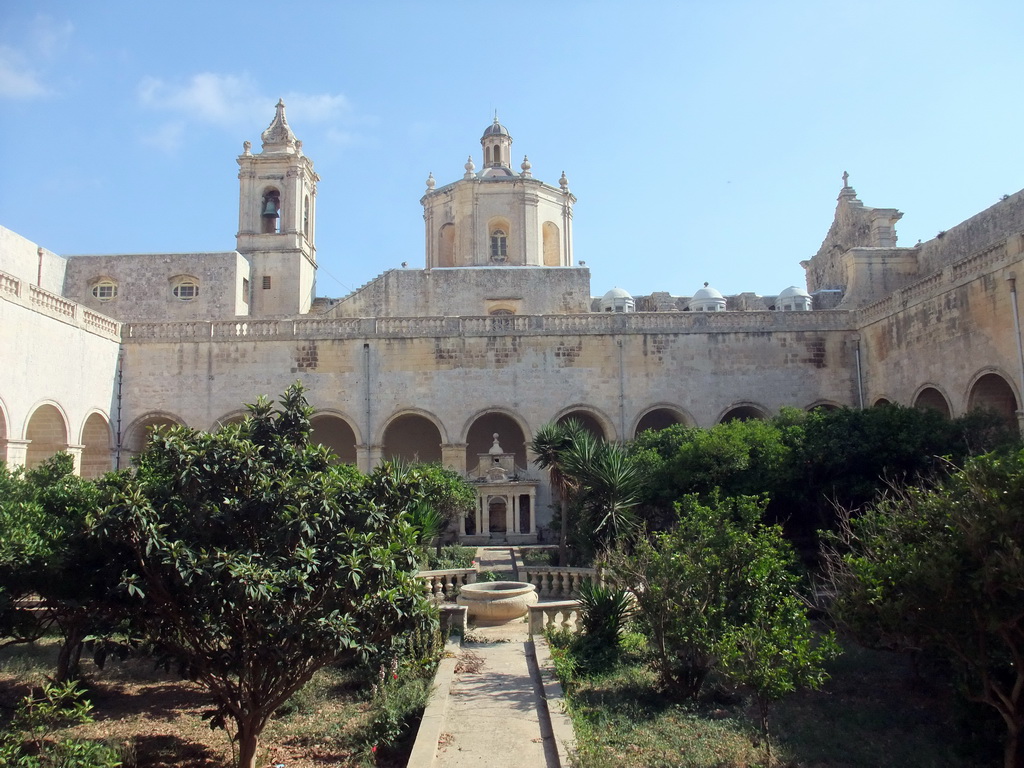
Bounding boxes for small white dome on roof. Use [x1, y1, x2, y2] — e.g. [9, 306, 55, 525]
[688, 282, 726, 312]
[600, 287, 635, 313]
[692, 283, 724, 300]
[778, 285, 810, 299]
[777, 285, 812, 311]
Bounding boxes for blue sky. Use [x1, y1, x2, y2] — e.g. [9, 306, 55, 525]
[2, 1, 1023, 299]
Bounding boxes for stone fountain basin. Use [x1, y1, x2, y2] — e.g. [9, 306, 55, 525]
[456, 581, 539, 625]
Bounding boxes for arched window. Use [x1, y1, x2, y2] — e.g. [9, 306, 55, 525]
[303, 194, 310, 239]
[484, 146, 492, 166]
[91, 279, 118, 301]
[172, 278, 199, 301]
[261, 189, 281, 234]
[490, 308, 514, 331]
[490, 229, 508, 261]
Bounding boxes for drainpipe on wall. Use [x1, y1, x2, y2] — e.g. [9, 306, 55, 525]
[1007, 273, 1024, 437]
[617, 337, 626, 439]
[363, 342, 372, 454]
[115, 348, 124, 469]
[36, 247, 43, 287]
[853, 335, 864, 409]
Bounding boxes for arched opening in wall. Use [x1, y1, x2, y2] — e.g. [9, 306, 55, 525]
[807, 402, 840, 413]
[438, 224, 456, 268]
[873, 398, 892, 407]
[914, 387, 951, 418]
[125, 415, 180, 456]
[557, 411, 606, 440]
[303, 194, 311, 239]
[484, 146, 492, 166]
[465, 413, 527, 474]
[490, 229, 508, 262]
[311, 414, 358, 464]
[261, 188, 281, 234]
[968, 373, 1018, 426]
[634, 408, 686, 438]
[25, 405, 68, 470]
[80, 413, 113, 479]
[215, 412, 248, 428]
[382, 414, 443, 464]
[720, 405, 767, 423]
[542, 221, 561, 266]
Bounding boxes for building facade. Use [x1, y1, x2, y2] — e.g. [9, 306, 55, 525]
[2, 104, 1022, 541]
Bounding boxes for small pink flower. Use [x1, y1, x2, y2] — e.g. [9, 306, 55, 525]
[393, 673, 398, 680]
[372, 745, 378, 753]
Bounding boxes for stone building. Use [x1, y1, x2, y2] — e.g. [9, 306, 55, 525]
[3, 103, 1022, 542]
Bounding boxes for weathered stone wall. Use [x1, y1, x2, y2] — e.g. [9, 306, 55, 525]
[858, 238, 1024, 412]
[914, 190, 1024, 277]
[326, 266, 592, 318]
[0, 226, 67, 293]
[62, 252, 250, 322]
[0, 275, 120, 467]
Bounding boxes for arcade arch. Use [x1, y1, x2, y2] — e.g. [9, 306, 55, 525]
[633, 406, 690, 437]
[25, 403, 69, 470]
[463, 411, 528, 474]
[555, 407, 613, 441]
[310, 413, 359, 464]
[80, 412, 113, 479]
[718, 403, 768, 423]
[806, 400, 841, 412]
[913, 386, 951, 418]
[967, 371, 1018, 425]
[124, 413, 183, 456]
[381, 412, 444, 464]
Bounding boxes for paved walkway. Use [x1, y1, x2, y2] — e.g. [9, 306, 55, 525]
[408, 547, 574, 768]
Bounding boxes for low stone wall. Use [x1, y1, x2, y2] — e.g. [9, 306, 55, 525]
[528, 600, 581, 636]
[417, 568, 477, 602]
[522, 567, 597, 599]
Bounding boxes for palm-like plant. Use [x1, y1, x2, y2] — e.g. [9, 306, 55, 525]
[532, 420, 643, 564]
[530, 419, 587, 566]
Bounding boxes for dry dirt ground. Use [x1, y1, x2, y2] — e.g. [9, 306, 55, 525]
[0, 644, 407, 768]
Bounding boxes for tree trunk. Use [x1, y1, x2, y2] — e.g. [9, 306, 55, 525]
[236, 719, 260, 768]
[558, 497, 569, 567]
[55, 619, 86, 682]
[1005, 721, 1024, 768]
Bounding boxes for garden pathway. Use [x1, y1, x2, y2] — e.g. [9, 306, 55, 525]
[410, 547, 573, 768]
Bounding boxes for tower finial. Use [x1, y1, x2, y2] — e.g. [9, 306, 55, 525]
[842, 170, 849, 188]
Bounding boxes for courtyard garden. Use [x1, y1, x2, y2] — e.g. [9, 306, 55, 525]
[2, 389, 1023, 767]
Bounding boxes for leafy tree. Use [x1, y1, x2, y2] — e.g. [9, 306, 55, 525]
[93, 384, 433, 768]
[0, 455, 125, 680]
[630, 419, 792, 531]
[824, 449, 1024, 768]
[610, 493, 836, 711]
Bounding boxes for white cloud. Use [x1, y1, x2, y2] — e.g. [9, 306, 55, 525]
[0, 45, 49, 98]
[138, 73, 355, 132]
[139, 121, 186, 153]
[0, 15, 74, 99]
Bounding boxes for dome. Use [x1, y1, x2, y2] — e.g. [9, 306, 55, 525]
[688, 282, 726, 312]
[778, 285, 810, 299]
[691, 283, 724, 300]
[482, 118, 511, 138]
[600, 287, 635, 313]
[776, 285, 812, 311]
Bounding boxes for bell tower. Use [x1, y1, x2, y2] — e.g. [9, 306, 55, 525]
[236, 100, 319, 316]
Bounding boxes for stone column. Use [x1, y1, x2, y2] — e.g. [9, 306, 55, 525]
[528, 489, 537, 534]
[441, 442, 468, 474]
[479, 496, 488, 536]
[4, 439, 29, 469]
[66, 444, 84, 476]
[356, 444, 383, 473]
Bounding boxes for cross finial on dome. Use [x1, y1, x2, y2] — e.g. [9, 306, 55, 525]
[842, 170, 849, 188]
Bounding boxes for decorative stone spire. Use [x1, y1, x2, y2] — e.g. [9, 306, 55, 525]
[520, 155, 532, 178]
[426, 172, 436, 191]
[260, 99, 298, 154]
[464, 155, 476, 179]
[559, 171, 569, 192]
[488, 433, 504, 454]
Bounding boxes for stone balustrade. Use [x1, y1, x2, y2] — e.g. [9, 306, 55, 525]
[528, 600, 580, 636]
[523, 567, 597, 599]
[122, 308, 856, 344]
[0, 269, 120, 340]
[417, 568, 477, 602]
